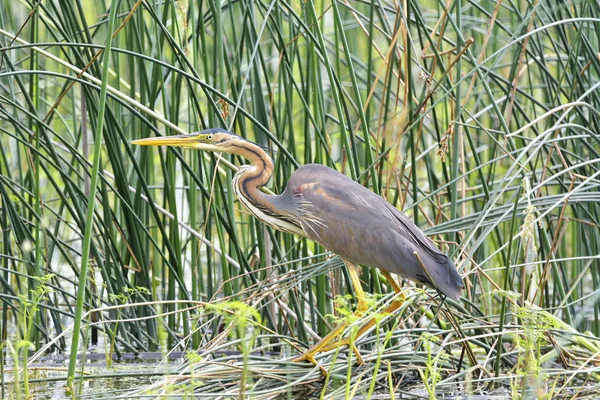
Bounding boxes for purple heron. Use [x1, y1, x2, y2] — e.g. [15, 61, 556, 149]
[132, 128, 463, 365]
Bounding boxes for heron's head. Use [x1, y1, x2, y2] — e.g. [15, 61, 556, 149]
[131, 128, 243, 153]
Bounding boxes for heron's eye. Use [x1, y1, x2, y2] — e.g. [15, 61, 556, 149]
[206, 135, 213, 141]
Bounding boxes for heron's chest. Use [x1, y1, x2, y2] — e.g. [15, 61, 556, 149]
[232, 175, 306, 237]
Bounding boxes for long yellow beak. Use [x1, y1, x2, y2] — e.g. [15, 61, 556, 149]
[130, 134, 198, 147]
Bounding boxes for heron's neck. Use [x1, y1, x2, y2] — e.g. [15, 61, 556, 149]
[232, 141, 274, 209]
[231, 141, 305, 236]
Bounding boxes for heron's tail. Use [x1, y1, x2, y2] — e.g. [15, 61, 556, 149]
[421, 255, 463, 301]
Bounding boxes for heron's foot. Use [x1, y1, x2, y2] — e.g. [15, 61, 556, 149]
[291, 351, 315, 364]
[320, 294, 406, 356]
[291, 320, 367, 376]
[316, 336, 365, 365]
[292, 343, 364, 377]
[320, 335, 352, 353]
[293, 331, 365, 369]
[351, 343, 365, 365]
[291, 322, 346, 364]
[292, 351, 329, 375]
[320, 320, 376, 354]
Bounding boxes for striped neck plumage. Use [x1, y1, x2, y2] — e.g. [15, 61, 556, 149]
[231, 140, 305, 236]
[231, 140, 275, 212]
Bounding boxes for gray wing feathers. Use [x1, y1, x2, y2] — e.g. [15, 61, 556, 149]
[287, 164, 463, 300]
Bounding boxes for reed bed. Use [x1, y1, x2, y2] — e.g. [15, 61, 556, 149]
[1, 0, 599, 398]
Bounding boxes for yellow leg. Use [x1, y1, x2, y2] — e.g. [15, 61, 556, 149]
[319, 271, 406, 352]
[292, 261, 368, 365]
[381, 271, 403, 294]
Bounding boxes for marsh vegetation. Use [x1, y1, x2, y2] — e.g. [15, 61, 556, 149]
[1, 0, 599, 398]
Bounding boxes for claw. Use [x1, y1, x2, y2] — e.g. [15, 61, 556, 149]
[292, 351, 328, 376]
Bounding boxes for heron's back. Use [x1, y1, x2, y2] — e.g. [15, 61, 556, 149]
[285, 164, 463, 300]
